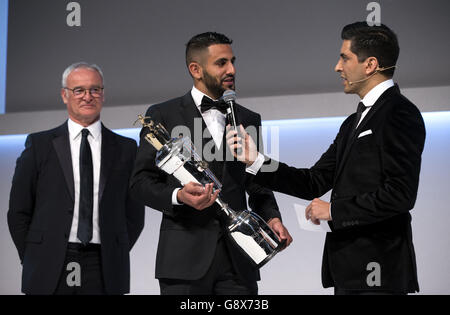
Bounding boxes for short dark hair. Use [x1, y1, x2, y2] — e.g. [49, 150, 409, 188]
[185, 32, 233, 68]
[341, 22, 399, 77]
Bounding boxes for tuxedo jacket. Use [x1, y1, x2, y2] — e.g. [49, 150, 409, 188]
[254, 85, 426, 292]
[130, 92, 281, 284]
[7, 122, 145, 295]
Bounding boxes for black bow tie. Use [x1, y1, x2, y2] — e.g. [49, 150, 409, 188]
[200, 96, 228, 114]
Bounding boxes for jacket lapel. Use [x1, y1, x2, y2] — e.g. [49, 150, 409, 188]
[334, 85, 399, 183]
[179, 92, 205, 153]
[99, 124, 115, 203]
[52, 122, 75, 202]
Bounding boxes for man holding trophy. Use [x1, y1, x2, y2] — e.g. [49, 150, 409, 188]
[130, 32, 292, 295]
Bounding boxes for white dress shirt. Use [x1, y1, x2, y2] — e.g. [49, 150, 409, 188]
[191, 86, 227, 148]
[67, 118, 102, 244]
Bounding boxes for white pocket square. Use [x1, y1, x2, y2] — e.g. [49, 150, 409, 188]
[358, 129, 373, 138]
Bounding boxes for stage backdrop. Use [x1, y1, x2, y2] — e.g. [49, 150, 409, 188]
[1, 0, 450, 294]
[5, 0, 450, 113]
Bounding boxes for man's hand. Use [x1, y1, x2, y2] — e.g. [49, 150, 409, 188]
[226, 124, 258, 166]
[268, 218, 293, 250]
[177, 182, 220, 210]
[305, 198, 331, 225]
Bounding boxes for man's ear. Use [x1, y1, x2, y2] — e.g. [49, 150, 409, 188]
[188, 61, 203, 80]
[365, 56, 380, 75]
[61, 88, 69, 105]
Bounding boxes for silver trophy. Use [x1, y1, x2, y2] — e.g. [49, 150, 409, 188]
[135, 115, 285, 268]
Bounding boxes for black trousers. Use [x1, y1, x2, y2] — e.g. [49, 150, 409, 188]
[54, 243, 106, 295]
[159, 237, 258, 295]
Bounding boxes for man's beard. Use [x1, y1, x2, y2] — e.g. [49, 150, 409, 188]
[203, 70, 234, 99]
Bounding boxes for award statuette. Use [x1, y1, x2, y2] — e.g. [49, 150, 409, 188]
[135, 115, 286, 268]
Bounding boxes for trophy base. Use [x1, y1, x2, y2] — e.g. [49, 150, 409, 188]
[228, 231, 286, 268]
[227, 210, 286, 268]
[257, 238, 286, 268]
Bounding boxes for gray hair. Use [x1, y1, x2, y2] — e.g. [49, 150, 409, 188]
[61, 62, 104, 88]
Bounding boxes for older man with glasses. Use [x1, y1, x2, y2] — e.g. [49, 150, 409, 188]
[7, 62, 145, 295]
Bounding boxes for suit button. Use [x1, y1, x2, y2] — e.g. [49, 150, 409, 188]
[64, 233, 69, 239]
[68, 208, 74, 214]
[333, 193, 338, 199]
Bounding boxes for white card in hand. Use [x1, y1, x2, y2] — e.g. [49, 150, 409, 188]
[294, 203, 331, 233]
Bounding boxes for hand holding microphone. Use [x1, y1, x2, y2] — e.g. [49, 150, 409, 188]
[222, 89, 258, 165]
[226, 124, 258, 166]
[222, 90, 242, 155]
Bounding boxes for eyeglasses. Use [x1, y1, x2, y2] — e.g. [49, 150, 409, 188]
[64, 87, 104, 98]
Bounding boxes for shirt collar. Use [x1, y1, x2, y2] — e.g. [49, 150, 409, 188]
[191, 86, 218, 109]
[361, 79, 394, 106]
[68, 118, 102, 140]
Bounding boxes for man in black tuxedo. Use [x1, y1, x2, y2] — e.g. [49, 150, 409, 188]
[130, 32, 292, 295]
[227, 22, 426, 295]
[7, 62, 145, 295]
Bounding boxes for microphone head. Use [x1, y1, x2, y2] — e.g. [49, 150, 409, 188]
[222, 90, 236, 103]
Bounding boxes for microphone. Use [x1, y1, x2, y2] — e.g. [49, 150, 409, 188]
[348, 75, 373, 85]
[222, 90, 241, 154]
[348, 65, 397, 85]
[222, 90, 237, 130]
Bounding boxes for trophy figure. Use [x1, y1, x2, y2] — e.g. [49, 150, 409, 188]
[135, 115, 286, 267]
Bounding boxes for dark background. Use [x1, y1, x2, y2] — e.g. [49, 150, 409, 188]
[6, 0, 450, 112]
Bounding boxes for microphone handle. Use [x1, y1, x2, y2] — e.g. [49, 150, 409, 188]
[226, 100, 242, 155]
